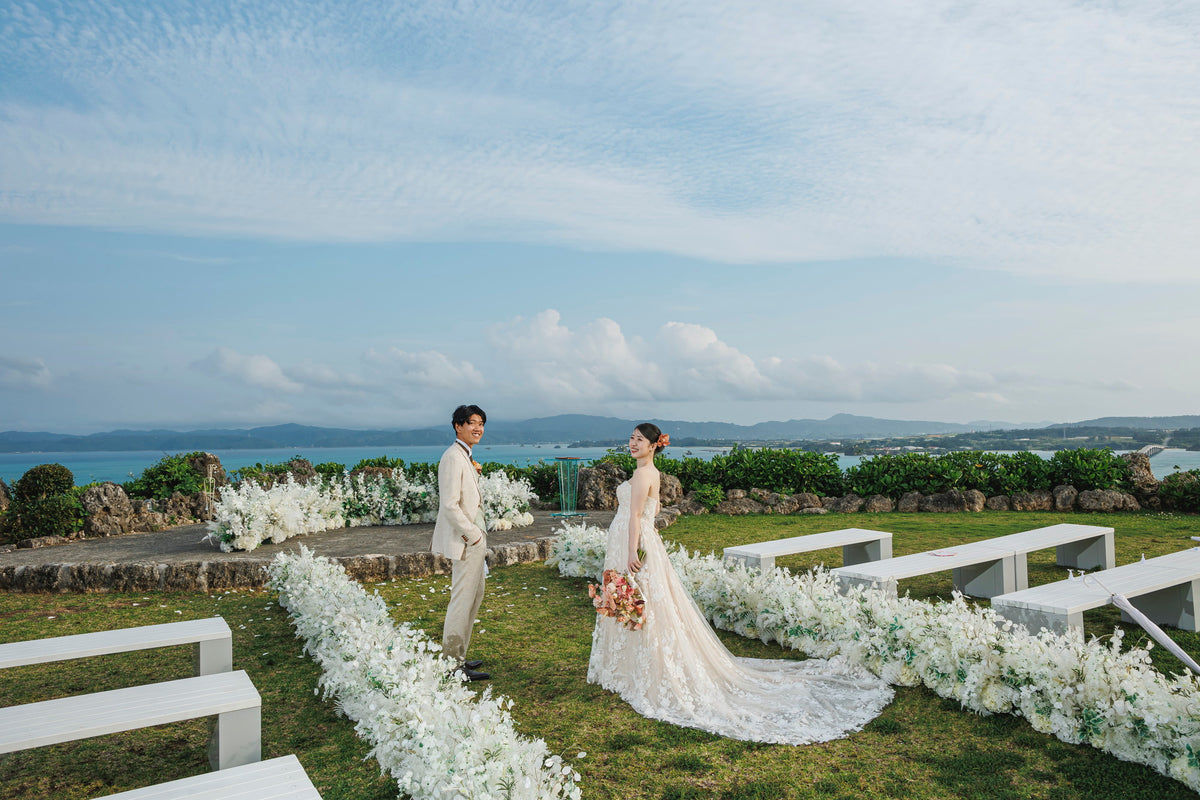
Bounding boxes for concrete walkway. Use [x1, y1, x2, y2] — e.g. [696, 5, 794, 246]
[0, 510, 613, 593]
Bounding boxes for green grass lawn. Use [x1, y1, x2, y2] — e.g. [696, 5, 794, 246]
[1, 511, 1198, 799]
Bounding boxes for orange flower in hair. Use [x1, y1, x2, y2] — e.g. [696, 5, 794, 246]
[656, 434, 670, 448]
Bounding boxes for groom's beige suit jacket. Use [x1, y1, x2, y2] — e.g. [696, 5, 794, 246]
[431, 443, 486, 561]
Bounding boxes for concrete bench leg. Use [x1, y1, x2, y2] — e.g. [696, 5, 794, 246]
[208, 705, 261, 770]
[1057, 533, 1115, 571]
[1125, 580, 1200, 632]
[953, 557, 1016, 598]
[194, 637, 233, 676]
[837, 575, 898, 599]
[994, 604, 1078, 635]
[842, 538, 891, 566]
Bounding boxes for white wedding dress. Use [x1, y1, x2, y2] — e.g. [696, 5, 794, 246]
[587, 481, 893, 744]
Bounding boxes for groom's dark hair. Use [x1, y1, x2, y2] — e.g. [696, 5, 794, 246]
[452, 404, 487, 428]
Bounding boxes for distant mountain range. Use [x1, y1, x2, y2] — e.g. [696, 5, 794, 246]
[1, 413, 1197, 453]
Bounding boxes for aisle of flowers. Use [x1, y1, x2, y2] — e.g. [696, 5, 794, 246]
[268, 547, 582, 800]
[548, 522, 1200, 792]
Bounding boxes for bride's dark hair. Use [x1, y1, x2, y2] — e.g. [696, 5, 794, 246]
[636, 422, 667, 453]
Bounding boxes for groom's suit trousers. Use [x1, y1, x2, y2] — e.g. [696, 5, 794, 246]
[444, 537, 487, 662]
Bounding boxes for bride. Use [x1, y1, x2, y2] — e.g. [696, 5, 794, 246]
[587, 423, 893, 744]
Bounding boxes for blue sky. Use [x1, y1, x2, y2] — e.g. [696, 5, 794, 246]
[2, 1, 1198, 434]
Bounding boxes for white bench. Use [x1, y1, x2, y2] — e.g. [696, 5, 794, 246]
[980, 523, 1115, 588]
[89, 755, 321, 800]
[0, 617, 233, 676]
[723, 528, 893, 571]
[0, 670, 261, 770]
[831, 523, 1119, 599]
[832, 541, 1018, 599]
[991, 548, 1200, 635]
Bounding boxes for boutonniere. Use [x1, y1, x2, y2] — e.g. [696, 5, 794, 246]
[472, 460, 482, 474]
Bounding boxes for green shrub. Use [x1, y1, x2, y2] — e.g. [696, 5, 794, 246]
[1159, 469, 1200, 512]
[124, 452, 207, 499]
[351, 456, 406, 472]
[12, 463, 74, 502]
[846, 450, 1057, 498]
[991, 450, 1053, 494]
[231, 457, 316, 487]
[313, 462, 347, 479]
[690, 483, 724, 511]
[1047, 448, 1130, 491]
[707, 449, 844, 495]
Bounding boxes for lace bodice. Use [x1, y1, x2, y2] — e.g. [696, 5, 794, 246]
[588, 474, 892, 744]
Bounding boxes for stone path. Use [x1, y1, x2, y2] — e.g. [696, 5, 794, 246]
[0, 511, 613, 593]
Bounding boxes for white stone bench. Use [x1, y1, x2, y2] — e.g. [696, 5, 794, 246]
[980, 523, 1115, 589]
[0, 617, 233, 676]
[0, 669, 261, 770]
[723, 528, 893, 571]
[991, 548, 1200, 634]
[89, 755, 321, 800]
[831, 523, 1120, 600]
[832, 541, 1018, 599]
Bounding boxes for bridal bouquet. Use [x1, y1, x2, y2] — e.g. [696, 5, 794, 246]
[589, 569, 646, 631]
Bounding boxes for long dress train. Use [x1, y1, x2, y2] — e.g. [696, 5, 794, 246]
[587, 481, 893, 744]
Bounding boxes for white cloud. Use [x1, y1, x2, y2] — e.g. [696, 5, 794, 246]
[199, 347, 302, 393]
[0, 355, 52, 389]
[1, 2, 1197, 281]
[364, 347, 484, 392]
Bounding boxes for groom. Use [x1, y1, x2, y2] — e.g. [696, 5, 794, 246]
[431, 404, 491, 681]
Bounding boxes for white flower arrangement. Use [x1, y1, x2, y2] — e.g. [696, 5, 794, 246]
[268, 546, 582, 800]
[208, 469, 537, 552]
[480, 471, 537, 532]
[549, 523, 1200, 793]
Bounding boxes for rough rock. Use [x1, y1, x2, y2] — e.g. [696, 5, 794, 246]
[714, 496, 766, 515]
[676, 496, 709, 516]
[767, 494, 802, 515]
[825, 494, 865, 513]
[726, 489, 748, 500]
[792, 492, 822, 511]
[963, 489, 986, 512]
[749, 488, 774, 503]
[1120, 452, 1160, 504]
[797, 506, 829, 515]
[1010, 490, 1054, 512]
[863, 494, 895, 513]
[0, 478, 9, 514]
[655, 506, 682, 529]
[660, 474, 683, 506]
[1077, 489, 1141, 513]
[80, 482, 135, 537]
[187, 452, 229, 488]
[919, 490, 969, 513]
[897, 492, 922, 513]
[985, 495, 1011, 511]
[162, 491, 214, 523]
[1053, 485, 1078, 512]
[577, 462, 628, 510]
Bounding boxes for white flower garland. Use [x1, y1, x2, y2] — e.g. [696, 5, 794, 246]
[268, 547, 582, 800]
[549, 522, 1200, 792]
[207, 470, 536, 552]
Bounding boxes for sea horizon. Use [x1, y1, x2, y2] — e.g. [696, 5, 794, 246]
[2, 445, 1199, 488]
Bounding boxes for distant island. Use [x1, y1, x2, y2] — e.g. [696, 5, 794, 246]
[2, 413, 1199, 454]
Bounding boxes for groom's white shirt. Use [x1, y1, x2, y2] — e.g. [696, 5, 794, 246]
[431, 440, 485, 561]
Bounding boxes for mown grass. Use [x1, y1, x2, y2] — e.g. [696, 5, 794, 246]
[1, 511, 1198, 799]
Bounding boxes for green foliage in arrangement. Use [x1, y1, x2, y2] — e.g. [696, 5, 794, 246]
[1046, 448, 1131, 491]
[1, 463, 83, 542]
[350, 456, 406, 472]
[1158, 469, 1200, 512]
[123, 452, 207, 500]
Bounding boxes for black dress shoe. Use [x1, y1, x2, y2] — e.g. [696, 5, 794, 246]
[458, 666, 491, 682]
[464, 660, 484, 669]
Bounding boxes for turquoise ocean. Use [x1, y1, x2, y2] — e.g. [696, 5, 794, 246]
[2, 445, 1199, 488]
